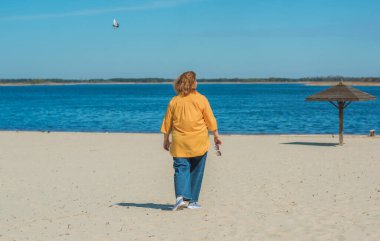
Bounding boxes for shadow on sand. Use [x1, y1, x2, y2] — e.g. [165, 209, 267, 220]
[114, 202, 172, 211]
[281, 142, 338, 147]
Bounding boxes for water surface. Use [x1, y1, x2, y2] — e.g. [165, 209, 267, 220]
[0, 84, 379, 134]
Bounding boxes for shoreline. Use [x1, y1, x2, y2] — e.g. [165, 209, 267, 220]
[0, 130, 377, 138]
[1, 81, 380, 86]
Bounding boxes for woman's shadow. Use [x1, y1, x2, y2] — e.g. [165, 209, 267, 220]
[114, 202, 172, 211]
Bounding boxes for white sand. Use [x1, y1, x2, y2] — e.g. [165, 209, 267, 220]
[1, 132, 380, 241]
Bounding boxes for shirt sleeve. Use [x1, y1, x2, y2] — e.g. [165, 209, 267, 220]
[202, 96, 218, 131]
[160, 99, 174, 134]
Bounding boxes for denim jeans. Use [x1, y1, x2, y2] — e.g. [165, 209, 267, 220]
[173, 152, 207, 203]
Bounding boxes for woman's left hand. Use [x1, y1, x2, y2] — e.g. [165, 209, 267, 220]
[163, 139, 171, 151]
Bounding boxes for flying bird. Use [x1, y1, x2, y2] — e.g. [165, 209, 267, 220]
[113, 19, 119, 29]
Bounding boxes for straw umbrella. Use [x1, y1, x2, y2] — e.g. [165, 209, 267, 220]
[306, 81, 376, 145]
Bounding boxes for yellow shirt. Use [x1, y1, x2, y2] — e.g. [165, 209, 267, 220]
[161, 91, 218, 157]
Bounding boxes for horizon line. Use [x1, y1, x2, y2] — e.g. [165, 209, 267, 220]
[1, 76, 380, 80]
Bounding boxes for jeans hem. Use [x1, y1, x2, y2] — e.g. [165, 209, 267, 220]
[177, 195, 191, 201]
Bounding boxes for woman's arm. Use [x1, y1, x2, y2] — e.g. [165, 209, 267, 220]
[163, 133, 171, 151]
[211, 130, 222, 146]
[202, 96, 221, 146]
[161, 100, 174, 151]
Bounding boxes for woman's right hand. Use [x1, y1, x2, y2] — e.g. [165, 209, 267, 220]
[214, 135, 222, 146]
[213, 132, 222, 156]
[212, 130, 222, 146]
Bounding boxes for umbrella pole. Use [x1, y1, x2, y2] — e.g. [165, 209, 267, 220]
[338, 101, 344, 145]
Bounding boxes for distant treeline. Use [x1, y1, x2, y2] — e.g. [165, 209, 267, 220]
[1, 76, 380, 84]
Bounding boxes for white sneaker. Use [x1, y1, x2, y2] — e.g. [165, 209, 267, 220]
[172, 197, 187, 211]
[187, 202, 202, 209]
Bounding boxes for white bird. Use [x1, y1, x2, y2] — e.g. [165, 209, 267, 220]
[113, 19, 119, 29]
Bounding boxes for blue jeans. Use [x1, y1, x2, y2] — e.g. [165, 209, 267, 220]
[173, 152, 207, 203]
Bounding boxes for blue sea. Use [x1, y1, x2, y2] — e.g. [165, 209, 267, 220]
[0, 84, 379, 134]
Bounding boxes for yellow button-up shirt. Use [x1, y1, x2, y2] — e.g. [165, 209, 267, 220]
[161, 91, 218, 157]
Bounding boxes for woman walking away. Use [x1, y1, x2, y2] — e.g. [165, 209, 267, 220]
[161, 71, 222, 211]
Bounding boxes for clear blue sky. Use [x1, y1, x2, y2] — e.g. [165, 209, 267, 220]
[0, 0, 379, 79]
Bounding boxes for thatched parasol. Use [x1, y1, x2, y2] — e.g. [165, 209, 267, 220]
[306, 81, 376, 145]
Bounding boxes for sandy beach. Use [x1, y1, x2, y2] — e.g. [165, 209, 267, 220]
[1, 131, 380, 241]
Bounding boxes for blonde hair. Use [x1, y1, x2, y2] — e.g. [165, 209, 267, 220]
[174, 71, 196, 96]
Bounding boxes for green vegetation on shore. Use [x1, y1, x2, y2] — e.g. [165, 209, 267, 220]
[1, 76, 380, 85]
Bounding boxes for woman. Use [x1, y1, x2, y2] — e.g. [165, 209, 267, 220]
[161, 71, 222, 211]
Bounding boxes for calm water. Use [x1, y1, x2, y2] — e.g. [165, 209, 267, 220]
[0, 84, 379, 134]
